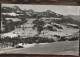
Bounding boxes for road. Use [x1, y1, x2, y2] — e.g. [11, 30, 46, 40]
[0, 40, 79, 56]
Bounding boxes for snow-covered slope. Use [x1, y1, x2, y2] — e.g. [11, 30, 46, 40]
[1, 6, 27, 33]
[1, 6, 79, 41]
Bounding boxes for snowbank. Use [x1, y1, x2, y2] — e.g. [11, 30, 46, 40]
[2, 12, 19, 16]
[1, 32, 18, 38]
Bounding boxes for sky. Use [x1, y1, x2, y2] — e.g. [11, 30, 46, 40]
[2, 4, 80, 15]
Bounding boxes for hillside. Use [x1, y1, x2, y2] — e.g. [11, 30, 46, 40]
[0, 5, 79, 56]
[68, 15, 80, 22]
[1, 6, 27, 33]
[1, 6, 79, 43]
[24, 9, 80, 26]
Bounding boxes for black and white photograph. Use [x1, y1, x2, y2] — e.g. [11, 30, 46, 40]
[0, 4, 80, 56]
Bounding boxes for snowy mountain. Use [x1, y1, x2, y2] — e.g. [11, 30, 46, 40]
[23, 9, 79, 40]
[24, 9, 80, 26]
[1, 6, 79, 42]
[67, 15, 80, 23]
[24, 9, 64, 18]
[1, 6, 27, 33]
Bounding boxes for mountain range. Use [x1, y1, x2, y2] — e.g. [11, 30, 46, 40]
[68, 15, 80, 22]
[1, 6, 80, 34]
